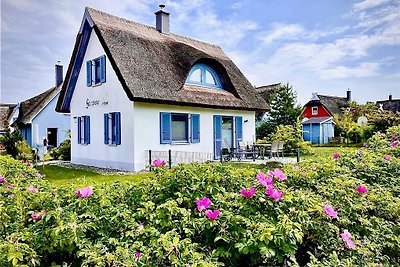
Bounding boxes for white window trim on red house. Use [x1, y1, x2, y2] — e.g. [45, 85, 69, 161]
[312, 106, 318, 115]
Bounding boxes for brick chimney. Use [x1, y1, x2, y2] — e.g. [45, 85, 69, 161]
[155, 4, 170, 34]
[389, 94, 393, 101]
[346, 89, 351, 102]
[55, 61, 63, 87]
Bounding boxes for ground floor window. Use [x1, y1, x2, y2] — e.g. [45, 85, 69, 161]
[160, 112, 200, 144]
[77, 116, 90, 144]
[104, 112, 121, 145]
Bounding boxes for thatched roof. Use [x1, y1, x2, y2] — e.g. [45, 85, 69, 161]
[305, 94, 350, 116]
[255, 83, 280, 106]
[14, 86, 59, 126]
[57, 7, 268, 112]
[0, 104, 16, 132]
[376, 98, 400, 112]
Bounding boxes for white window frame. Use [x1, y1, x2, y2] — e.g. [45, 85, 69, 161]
[312, 106, 318, 115]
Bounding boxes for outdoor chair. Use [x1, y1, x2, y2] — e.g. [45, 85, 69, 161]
[236, 141, 257, 161]
[222, 137, 234, 161]
[277, 141, 284, 157]
[270, 140, 279, 159]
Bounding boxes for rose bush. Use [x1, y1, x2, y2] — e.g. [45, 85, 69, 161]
[0, 126, 399, 266]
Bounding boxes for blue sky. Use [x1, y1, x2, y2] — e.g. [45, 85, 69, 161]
[1, 0, 399, 105]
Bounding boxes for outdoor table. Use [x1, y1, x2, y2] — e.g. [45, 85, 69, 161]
[253, 144, 272, 160]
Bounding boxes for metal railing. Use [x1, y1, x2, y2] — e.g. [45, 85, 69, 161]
[145, 150, 213, 170]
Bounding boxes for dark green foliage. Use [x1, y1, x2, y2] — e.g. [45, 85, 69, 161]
[0, 126, 24, 158]
[256, 120, 274, 140]
[49, 133, 71, 160]
[256, 83, 302, 140]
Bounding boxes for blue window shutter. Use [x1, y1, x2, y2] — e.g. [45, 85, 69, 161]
[191, 114, 200, 143]
[77, 117, 82, 144]
[160, 112, 171, 144]
[104, 113, 109, 144]
[86, 61, 92, 87]
[100, 55, 106, 83]
[115, 112, 121, 145]
[214, 115, 222, 159]
[85, 116, 90, 144]
[235, 116, 243, 147]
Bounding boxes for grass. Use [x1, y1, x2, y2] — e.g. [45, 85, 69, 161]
[39, 165, 153, 186]
[301, 146, 358, 160]
[38, 147, 357, 186]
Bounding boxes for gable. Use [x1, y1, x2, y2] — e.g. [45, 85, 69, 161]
[15, 87, 59, 125]
[56, 7, 268, 113]
[302, 103, 331, 118]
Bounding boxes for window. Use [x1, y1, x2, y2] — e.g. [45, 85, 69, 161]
[104, 112, 121, 145]
[171, 114, 188, 141]
[160, 113, 200, 144]
[87, 55, 106, 86]
[186, 63, 223, 89]
[312, 106, 318, 115]
[77, 116, 90, 144]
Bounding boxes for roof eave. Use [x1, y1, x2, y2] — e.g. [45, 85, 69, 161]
[132, 97, 267, 112]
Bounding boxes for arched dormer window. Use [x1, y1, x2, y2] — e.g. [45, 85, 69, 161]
[185, 63, 223, 89]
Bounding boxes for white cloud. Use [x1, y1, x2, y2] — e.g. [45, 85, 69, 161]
[259, 23, 305, 44]
[353, 0, 392, 10]
[318, 62, 380, 79]
[166, 0, 258, 48]
[231, 2, 243, 9]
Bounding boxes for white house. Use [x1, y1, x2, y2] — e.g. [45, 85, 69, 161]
[56, 6, 268, 171]
[11, 63, 70, 149]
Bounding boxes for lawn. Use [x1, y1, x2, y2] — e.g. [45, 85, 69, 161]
[39, 165, 153, 186]
[38, 148, 356, 186]
[301, 146, 359, 160]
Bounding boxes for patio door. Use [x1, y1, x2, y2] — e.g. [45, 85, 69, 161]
[214, 116, 242, 159]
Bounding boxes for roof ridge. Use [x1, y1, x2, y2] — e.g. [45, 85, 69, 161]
[85, 6, 221, 49]
[318, 94, 347, 99]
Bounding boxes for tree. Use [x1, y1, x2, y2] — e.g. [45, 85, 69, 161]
[0, 124, 24, 158]
[256, 83, 302, 139]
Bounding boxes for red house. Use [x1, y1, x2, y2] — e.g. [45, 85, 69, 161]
[301, 90, 351, 144]
[301, 90, 351, 118]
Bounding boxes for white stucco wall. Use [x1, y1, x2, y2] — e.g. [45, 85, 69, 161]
[69, 28, 257, 172]
[32, 93, 70, 148]
[70, 30, 135, 170]
[133, 103, 256, 171]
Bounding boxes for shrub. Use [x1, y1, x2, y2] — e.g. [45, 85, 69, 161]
[15, 140, 34, 161]
[49, 134, 71, 160]
[0, 127, 24, 158]
[0, 131, 399, 266]
[269, 123, 313, 154]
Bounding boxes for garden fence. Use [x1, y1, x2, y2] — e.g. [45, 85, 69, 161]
[145, 150, 213, 170]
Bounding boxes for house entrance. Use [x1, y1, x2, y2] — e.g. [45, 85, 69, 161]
[214, 115, 243, 160]
[47, 128, 58, 147]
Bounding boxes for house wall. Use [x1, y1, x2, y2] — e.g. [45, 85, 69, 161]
[302, 124, 311, 142]
[311, 123, 320, 144]
[20, 126, 32, 146]
[133, 102, 256, 171]
[32, 94, 70, 148]
[321, 122, 334, 144]
[302, 104, 331, 118]
[70, 30, 135, 170]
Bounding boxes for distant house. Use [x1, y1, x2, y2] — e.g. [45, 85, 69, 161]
[255, 83, 279, 122]
[301, 90, 351, 144]
[376, 94, 400, 113]
[56, 6, 267, 171]
[0, 104, 16, 136]
[11, 64, 70, 149]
